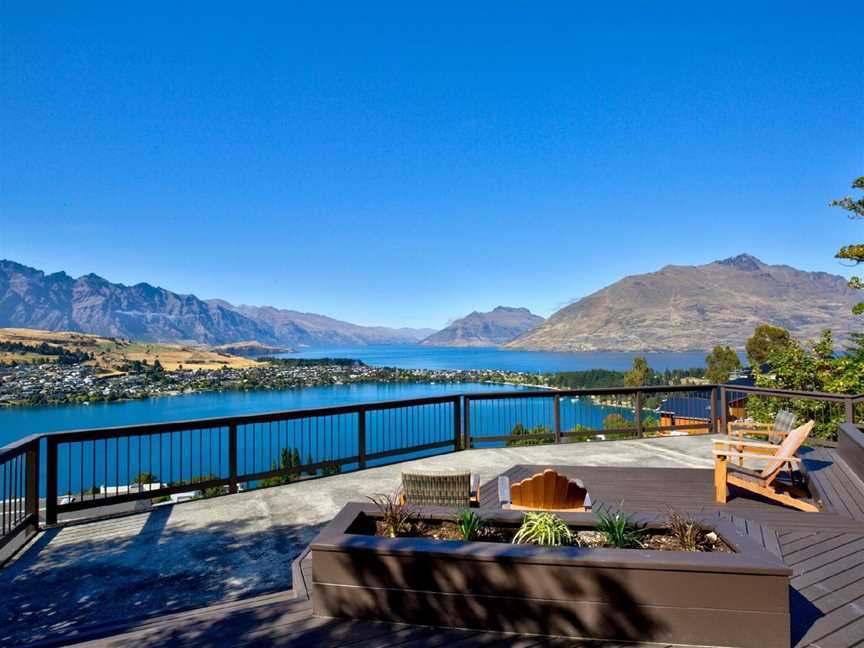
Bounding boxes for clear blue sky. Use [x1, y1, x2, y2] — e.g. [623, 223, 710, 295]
[1, 2, 862, 329]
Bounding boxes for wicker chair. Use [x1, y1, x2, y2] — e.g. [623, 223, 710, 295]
[398, 471, 480, 507]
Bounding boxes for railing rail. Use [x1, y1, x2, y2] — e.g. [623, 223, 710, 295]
[3, 382, 862, 562]
[719, 384, 860, 444]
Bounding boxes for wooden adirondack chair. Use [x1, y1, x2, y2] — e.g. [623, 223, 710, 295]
[498, 469, 590, 512]
[713, 420, 817, 512]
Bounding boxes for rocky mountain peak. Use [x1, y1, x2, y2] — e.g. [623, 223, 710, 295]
[716, 253, 764, 272]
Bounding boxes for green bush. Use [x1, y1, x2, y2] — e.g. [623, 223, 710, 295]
[595, 505, 644, 549]
[512, 512, 573, 546]
[506, 422, 554, 447]
[456, 509, 483, 541]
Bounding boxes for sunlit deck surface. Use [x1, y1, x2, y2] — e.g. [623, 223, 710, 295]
[5, 435, 864, 647]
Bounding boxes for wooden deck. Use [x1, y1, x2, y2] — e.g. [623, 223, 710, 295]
[65, 462, 864, 648]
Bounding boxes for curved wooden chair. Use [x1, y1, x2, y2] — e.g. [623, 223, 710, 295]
[499, 469, 590, 512]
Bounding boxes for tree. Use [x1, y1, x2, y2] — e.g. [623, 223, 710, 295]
[746, 325, 792, 368]
[623, 357, 651, 387]
[705, 346, 742, 383]
[751, 330, 863, 440]
[830, 175, 864, 351]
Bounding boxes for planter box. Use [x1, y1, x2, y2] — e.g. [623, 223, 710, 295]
[310, 503, 791, 648]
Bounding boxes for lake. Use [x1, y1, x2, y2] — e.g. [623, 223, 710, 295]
[281, 345, 708, 372]
[0, 382, 520, 445]
[0, 346, 707, 445]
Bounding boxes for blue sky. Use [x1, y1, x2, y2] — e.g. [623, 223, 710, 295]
[1, 2, 862, 329]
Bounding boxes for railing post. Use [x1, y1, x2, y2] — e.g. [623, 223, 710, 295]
[228, 424, 238, 494]
[845, 397, 855, 424]
[635, 391, 643, 438]
[464, 397, 472, 449]
[358, 408, 367, 469]
[453, 396, 462, 451]
[553, 394, 561, 443]
[25, 441, 40, 532]
[709, 387, 718, 435]
[720, 386, 729, 436]
[45, 438, 57, 526]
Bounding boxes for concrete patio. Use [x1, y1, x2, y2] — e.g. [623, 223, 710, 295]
[1, 435, 715, 646]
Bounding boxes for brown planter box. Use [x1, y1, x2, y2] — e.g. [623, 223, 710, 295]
[310, 503, 791, 648]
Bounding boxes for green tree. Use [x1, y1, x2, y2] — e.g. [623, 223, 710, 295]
[705, 346, 742, 383]
[831, 175, 864, 352]
[751, 330, 862, 440]
[623, 357, 651, 387]
[746, 325, 793, 367]
[133, 472, 159, 485]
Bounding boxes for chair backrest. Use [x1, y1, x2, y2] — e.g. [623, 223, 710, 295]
[511, 469, 587, 511]
[401, 471, 471, 507]
[760, 420, 814, 481]
[769, 410, 798, 444]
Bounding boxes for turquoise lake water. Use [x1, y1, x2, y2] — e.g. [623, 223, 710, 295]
[1, 345, 695, 495]
[283, 345, 708, 373]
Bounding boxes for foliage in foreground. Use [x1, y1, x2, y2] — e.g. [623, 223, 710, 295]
[594, 505, 645, 549]
[456, 509, 483, 541]
[512, 512, 573, 546]
[368, 492, 417, 538]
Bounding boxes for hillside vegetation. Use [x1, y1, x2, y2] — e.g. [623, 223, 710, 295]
[0, 328, 258, 372]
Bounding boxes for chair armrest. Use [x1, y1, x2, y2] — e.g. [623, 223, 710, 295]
[470, 473, 480, 504]
[713, 449, 801, 464]
[729, 421, 773, 431]
[714, 439, 779, 450]
[497, 475, 511, 507]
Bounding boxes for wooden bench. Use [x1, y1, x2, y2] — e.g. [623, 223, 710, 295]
[802, 423, 864, 522]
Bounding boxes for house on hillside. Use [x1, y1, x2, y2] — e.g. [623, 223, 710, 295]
[657, 386, 750, 434]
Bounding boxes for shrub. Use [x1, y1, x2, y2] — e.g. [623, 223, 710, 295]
[456, 509, 483, 541]
[512, 512, 573, 546]
[368, 493, 416, 538]
[506, 423, 554, 447]
[595, 505, 644, 549]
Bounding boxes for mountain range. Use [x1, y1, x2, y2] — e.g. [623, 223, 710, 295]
[1, 255, 858, 352]
[506, 254, 860, 352]
[0, 260, 433, 347]
[419, 306, 544, 347]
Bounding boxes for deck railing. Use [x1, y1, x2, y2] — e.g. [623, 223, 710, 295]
[0, 435, 39, 558]
[719, 384, 864, 444]
[2, 382, 863, 562]
[42, 394, 462, 526]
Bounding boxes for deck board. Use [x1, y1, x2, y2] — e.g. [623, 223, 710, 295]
[70, 463, 864, 648]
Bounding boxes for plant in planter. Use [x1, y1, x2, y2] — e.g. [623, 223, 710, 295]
[512, 512, 574, 546]
[456, 509, 483, 541]
[367, 493, 416, 538]
[665, 508, 719, 551]
[595, 505, 644, 548]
